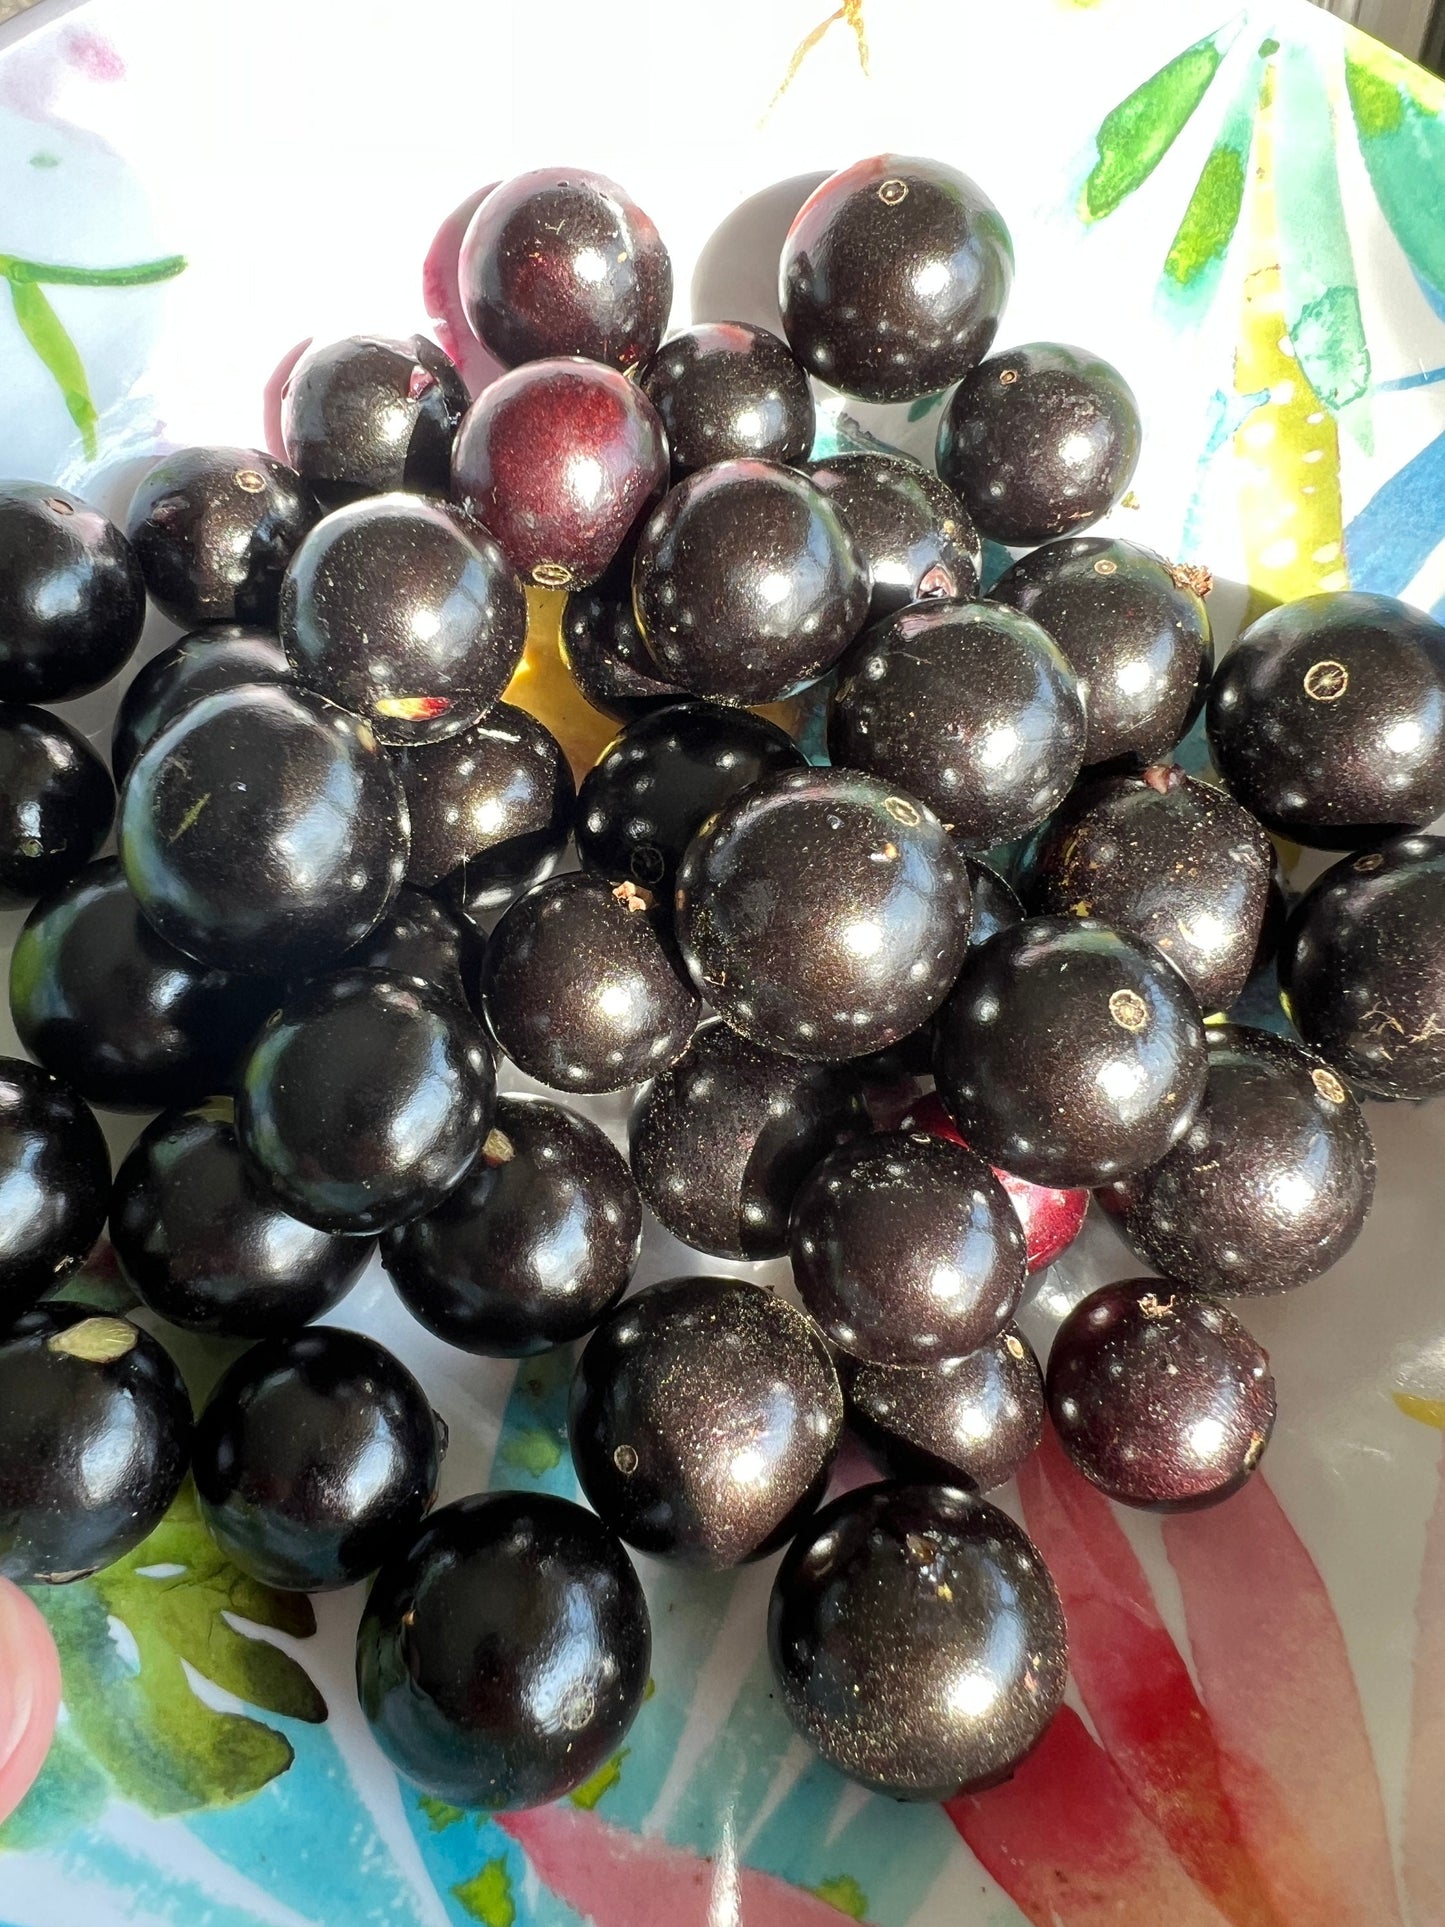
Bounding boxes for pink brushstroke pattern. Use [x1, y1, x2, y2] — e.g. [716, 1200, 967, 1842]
[500, 1803, 866, 1926]
[421, 186, 504, 397]
[262, 338, 312, 464]
[0, 1578, 62, 1826]
[63, 29, 125, 83]
[1164, 1479, 1403, 1927]
[948, 1708, 1233, 1927]
[1017, 1433, 1282, 1927]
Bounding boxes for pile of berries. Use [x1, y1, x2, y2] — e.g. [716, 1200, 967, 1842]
[1, 154, 1438, 1811]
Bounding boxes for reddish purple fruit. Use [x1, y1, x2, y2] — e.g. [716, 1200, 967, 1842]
[458, 168, 673, 374]
[1046, 1281, 1276, 1511]
[452, 358, 668, 590]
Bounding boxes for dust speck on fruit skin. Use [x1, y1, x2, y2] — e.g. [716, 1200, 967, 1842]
[1045, 1279, 1276, 1511]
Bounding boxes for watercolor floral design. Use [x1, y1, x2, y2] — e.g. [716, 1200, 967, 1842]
[0, 246, 185, 458]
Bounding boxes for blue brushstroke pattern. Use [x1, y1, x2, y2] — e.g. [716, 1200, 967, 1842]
[1343, 424, 1445, 594]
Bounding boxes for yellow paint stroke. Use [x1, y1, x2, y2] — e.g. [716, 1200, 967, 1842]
[1233, 60, 1349, 625]
[768, 1, 869, 114]
[1395, 1392, 1445, 1431]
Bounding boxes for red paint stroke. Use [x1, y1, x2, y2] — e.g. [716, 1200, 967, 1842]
[1164, 1479, 1403, 1927]
[1401, 1432, 1445, 1925]
[262, 338, 312, 463]
[0, 1578, 62, 1826]
[500, 1803, 863, 1926]
[947, 1707, 1231, 1927]
[421, 186, 504, 398]
[1017, 1432, 1281, 1927]
[64, 29, 125, 82]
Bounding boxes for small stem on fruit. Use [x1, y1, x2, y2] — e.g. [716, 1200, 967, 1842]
[1141, 764, 1182, 794]
[1167, 561, 1213, 597]
[482, 1129, 516, 1165]
[613, 881, 653, 914]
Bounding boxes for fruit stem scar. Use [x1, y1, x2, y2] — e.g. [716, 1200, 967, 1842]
[878, 178, 908, 205]
[1167, 560, 1214, 597]
[1303, 658, 1348, 701]
[1109, 987, 1149, 1031]
[533, 561, 574, 589]
[234, 468, 266, 493]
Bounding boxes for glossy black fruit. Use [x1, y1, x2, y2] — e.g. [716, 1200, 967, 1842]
[458, 168, 672, 372]
[337, 886, 481, 1010]
[639, 322, 814, 477]
[1046, 1281, 1276, 1510]
[120, 683, 408, 976]
[633, 460, 867, 703]
[779, 156, 1013, 403]
[0, 1059, 110, 1329]
[384, 1096, 641, 1356]
[481, 872, 698, 1093]
[1103, 1025, 1375, 1296]
[110, 1100, 373, 1336]
[569, 1275, 842, 1567]
[1279, 835, 1445, 1099]
[790, 1132, 1026, 1364]
[992, 538, 1213, 767]
[807, 453, 982, 622]
[934, 916, 1208, 1187]
[452, 356, 668, 590]
[843, 1331, 1044, 1493]
[768, 1482, 1067, 1799]
[829, 598, 1085, 848]
[675, 766, 972, 1060]
[126, 446, 316, 628]
[280, 333, 469, 505]
[398, 705, 573, 911]
[576, 701, 805, 893]
[0, 705, 114, 905]
[0, 483, 145, 702]
[239, 970, 493, 1235]
[194, 1327, 443, 1591]
[357, 1490, 651, 1809]
[279, 496, 527, 745]
[559, 573, 685, 719]
[10, 859, 280, 1111]
[1026, 765, 1274, 1011]
[0, 1304, 191, 1583]
[110, 627, 293, 786]
[1207, 591, 1445, 846]
[936, 343, 1142, 547]
[629, 1018, 868, 1258]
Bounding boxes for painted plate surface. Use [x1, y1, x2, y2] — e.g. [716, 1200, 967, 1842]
[3, 2, 1445, 1922]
